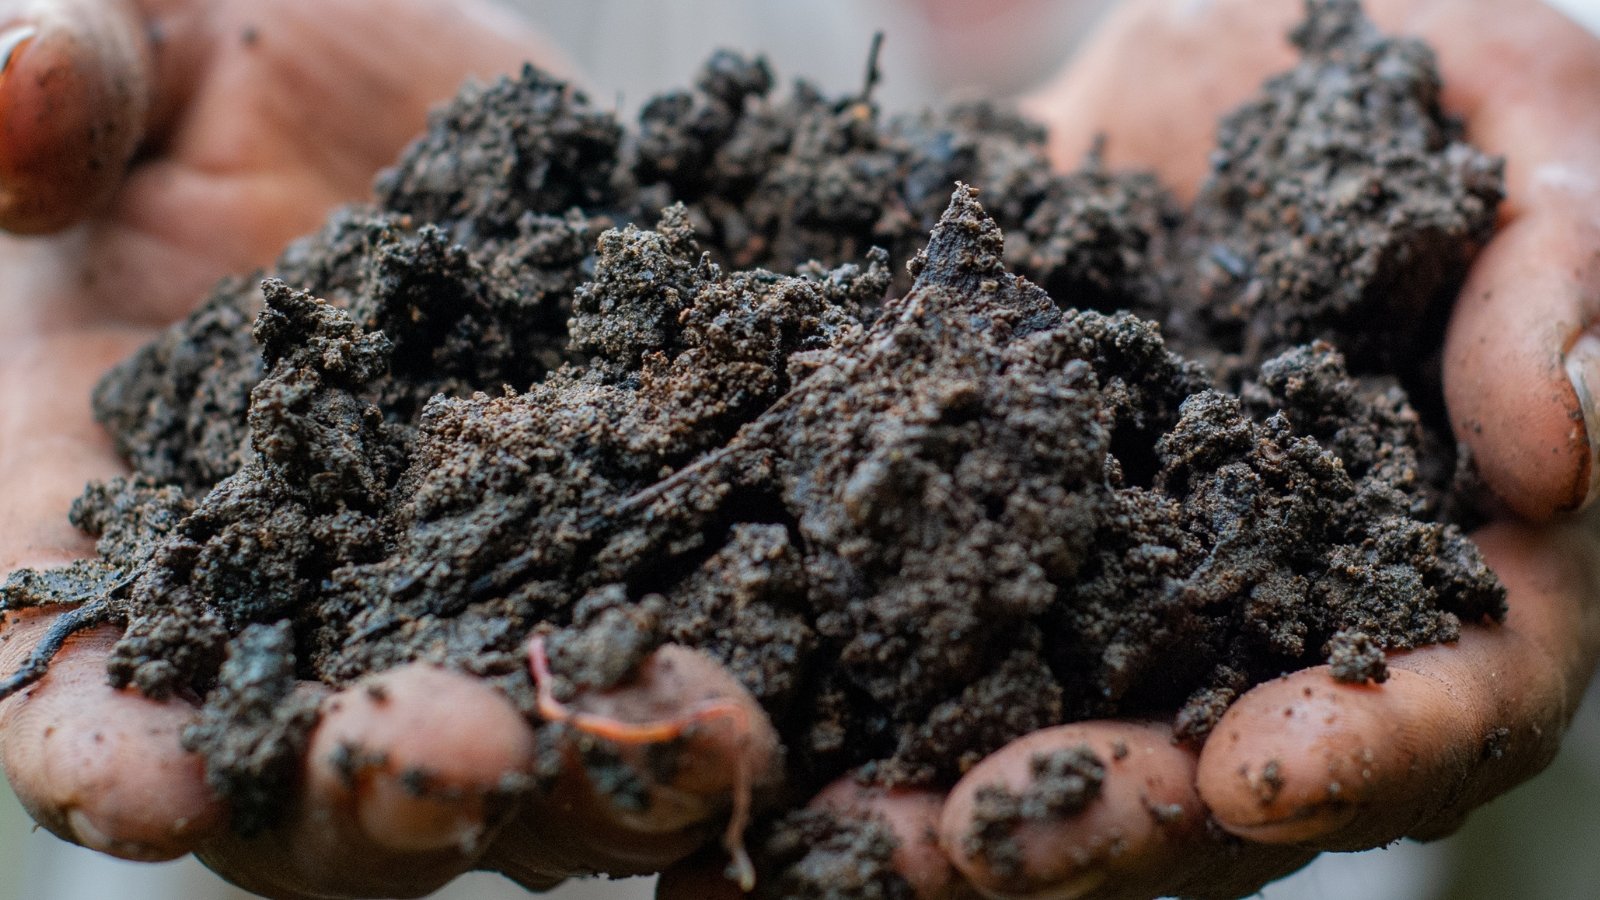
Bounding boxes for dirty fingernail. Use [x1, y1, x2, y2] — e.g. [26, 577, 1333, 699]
[0, 24, 37, 76]
[1563, 331, 1600, 508]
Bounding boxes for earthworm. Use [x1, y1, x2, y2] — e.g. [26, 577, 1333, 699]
[528, 635, 761, 889]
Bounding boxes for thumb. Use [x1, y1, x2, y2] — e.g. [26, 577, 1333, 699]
[1, 0, 574, 239]
[0, 0, 574, 325]
[0, 0, 152, 234]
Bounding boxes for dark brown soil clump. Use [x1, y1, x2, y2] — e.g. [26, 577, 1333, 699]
[1, 1, 1508, 893]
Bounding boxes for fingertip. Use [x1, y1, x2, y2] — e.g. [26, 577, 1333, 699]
[0, 622, 225, 860]
[0, 0, 152, 234]
[1195, 668, 1465, 849]
[526, 642, 781, 871]
[307, 664, 537, 855]
[199, 665, 537, 900]
[1205, 514, 1600, 852]
[940, 722, 1204, 900]
[811, 780, 964, 899]
[1444, 192, 1600, 520]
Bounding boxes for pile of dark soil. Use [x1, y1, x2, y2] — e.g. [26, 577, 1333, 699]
[0, 0, 1508, 891]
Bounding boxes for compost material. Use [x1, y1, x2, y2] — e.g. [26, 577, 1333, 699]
[0, 1, 1508, 892]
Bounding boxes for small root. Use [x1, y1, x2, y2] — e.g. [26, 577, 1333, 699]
[0, 601, 112, 703]
[529, 636, 758, 891]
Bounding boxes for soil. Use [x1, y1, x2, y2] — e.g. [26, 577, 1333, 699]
[0, 1, 1509, 893]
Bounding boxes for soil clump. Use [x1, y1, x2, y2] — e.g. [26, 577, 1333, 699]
[1, 1, 1508, 893]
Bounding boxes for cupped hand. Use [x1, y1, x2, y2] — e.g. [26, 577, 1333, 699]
[657, 2, 1600, 899]
[7, 2, 1600, 900]
[0, 1, 762, 898]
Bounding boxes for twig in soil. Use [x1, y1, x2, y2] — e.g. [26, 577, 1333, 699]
[0, 600, 114, 702]
[859, 32, 885, 103]
[614, 376, 813, 518]
[528, 636, 759, 891]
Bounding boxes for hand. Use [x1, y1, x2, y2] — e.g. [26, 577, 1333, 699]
[0, 2, 766, 898]
[656, 3, 1600, 898]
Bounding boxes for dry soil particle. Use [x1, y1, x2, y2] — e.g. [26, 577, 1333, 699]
[962, 746, 1107, 881]
[179, 622, 320, 836]
[0, 1, 1510, 893]
[756, 806, 915, 900]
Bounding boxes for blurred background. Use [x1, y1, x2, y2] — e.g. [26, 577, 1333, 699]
[4, 0, 1600, 897]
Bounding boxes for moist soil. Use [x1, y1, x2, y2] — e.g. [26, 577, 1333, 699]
[1, 1, 1508, 893]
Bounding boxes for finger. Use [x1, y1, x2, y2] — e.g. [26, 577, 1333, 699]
[0, 607, 226, 859]
[197, 663, 538, 900]
[1197, 517, 1600, 849]
[1020, 0, 1299, 198]
[814, 780, 971, 899]
[0, 329, 204, 854]
[1446, 196, 1600, 519]
[0, 0, 152, 233]
[484, 643, 781, 890]
[940, 721, 1311, 900]
[1419, 1, 1600, 517]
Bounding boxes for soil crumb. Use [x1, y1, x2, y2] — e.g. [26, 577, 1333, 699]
[759, 808, 915, 900]
[2, 0, 1507, 890]
[962, 746, 1107, 881]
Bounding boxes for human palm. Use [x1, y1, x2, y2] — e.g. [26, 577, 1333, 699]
[2, 1, 1599, 899]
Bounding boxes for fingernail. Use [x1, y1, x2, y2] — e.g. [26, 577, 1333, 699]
[66, 808, 112, 849]
[0, 24, 37, 76]
[65, 807, 166, 861]
[1563, 331, 1600, 509]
